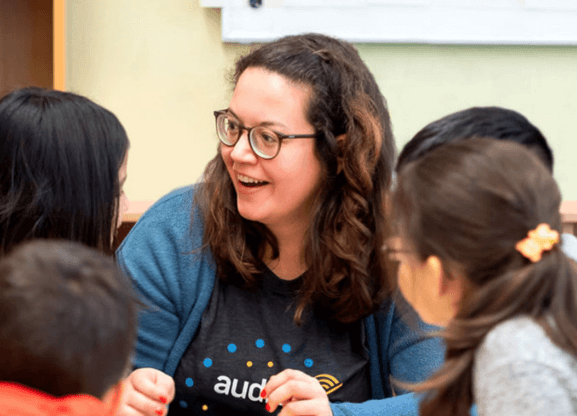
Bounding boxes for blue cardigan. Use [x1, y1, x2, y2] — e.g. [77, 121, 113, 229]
[117, 186, 445, 416]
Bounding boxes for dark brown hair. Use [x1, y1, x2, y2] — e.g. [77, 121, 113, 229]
[0, 240, 139, 398]
[396, 106, 553, 172]
[392, 138, 577, 415]
[197, 33, 395, 324]
[0, 87, 129, 255]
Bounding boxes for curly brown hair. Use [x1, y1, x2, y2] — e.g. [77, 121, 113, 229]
[392, 138, 577, 415]
[196, 33, 396, 324]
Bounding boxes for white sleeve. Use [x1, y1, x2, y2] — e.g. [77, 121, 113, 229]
[475, 357, 575, 415]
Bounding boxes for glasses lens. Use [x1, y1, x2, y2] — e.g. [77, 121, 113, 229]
[217, 113, 239, 146]
[251, 127, 280, 159]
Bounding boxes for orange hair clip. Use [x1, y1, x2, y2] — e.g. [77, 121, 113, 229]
[515, 223, 560, 263]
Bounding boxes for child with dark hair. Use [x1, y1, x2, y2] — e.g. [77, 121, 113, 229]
[396, 106, 553, 171]
[0, 87, 130, 255]
[0, 239, 139, 415]
[390, 138, 577, 416]
[395, 106, 577, 260]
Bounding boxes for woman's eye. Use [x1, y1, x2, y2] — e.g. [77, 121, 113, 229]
[226, 119, 240, 132]
[259, 131, 279, 144]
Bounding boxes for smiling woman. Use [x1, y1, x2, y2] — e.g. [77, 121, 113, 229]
[116, 33, 443, 416]
[220, 67, 322, 252]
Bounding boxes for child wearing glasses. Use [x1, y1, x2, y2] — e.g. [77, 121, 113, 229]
[395, 105, 576, 262]
[116, 33, 443, 416]
[0, 240, 138, 416]
[390, 138, 577, 416]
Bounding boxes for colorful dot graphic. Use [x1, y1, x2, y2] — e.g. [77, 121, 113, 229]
[268, 361, 274, 368]
[179, 401, 188, 408]
[256, 339, 265, 348]
[304, 358, 314, 368]
[282, 344, 291, 353]
[185, 378, 194, 387]
[203, 358, 213, 368]
[247, 361, 253, 367]
[202, 405, 208, 411]
[228, 343, 237, 353]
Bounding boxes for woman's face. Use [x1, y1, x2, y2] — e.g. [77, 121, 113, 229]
[116, 155, 129, 229]
[221, 67, 323, 231]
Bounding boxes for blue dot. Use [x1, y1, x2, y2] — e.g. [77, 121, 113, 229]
[185, 378, 194, 387]
[203, 358, 213, 367]
[256, 339, 265, 348]
[228, 343, 237, 353]
[282, 344, 291, 353]
[179, 400, 188, 408]
[304, 358, 314, 368]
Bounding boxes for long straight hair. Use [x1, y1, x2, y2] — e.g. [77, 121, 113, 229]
[392, 138, 577, 415]
[0, 88, 129, 255]
[197, 33, 396, 324]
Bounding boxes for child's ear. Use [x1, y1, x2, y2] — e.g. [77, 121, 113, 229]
[423, 255, 463, 326]
[422, 255, 444, 296]
[429, 256, 465, 312]
[437, 262, 464, 301]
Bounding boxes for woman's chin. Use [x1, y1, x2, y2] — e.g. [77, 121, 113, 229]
[237, 206, 263, 223]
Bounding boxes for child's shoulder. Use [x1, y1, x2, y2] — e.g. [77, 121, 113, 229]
[0, 382, 110, 416]
[477, 316, 577, 372]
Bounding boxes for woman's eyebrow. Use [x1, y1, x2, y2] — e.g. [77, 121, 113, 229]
[226, 108, 286, 129]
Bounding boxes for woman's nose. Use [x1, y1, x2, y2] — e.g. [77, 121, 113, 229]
[230, 130, 258, 163]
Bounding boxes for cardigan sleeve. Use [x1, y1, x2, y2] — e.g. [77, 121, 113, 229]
[330, 298, 445, 416]
[116, 186, 216, 374]
[386, 299, 444, 392]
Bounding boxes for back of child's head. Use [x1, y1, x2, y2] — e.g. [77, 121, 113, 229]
[0, 87, 130, 255]
[396, 106, 553, 172]
[393, 138, 577, 415]
[0, 239, 138, 399]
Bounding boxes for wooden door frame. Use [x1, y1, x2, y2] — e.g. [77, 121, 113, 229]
[53, 0, 66, 90]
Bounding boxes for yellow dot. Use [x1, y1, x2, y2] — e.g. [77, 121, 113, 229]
[202, 404, 208, 411]
[247, 361, 253, 367]
[268, 361, 274, 368]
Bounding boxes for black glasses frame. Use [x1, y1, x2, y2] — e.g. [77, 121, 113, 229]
[214, 110, 317, 160]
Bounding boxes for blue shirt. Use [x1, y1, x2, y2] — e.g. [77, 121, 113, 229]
[116, 185, 445, 416]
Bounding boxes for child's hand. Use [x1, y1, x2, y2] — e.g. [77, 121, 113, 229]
[116, 368, 175, 416]
[262, 369, 333, 416]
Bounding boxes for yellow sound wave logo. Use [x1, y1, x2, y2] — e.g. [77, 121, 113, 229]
[315, 374, 343, 395]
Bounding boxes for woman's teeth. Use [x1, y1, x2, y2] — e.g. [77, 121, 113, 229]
[237, 174, 267, 186]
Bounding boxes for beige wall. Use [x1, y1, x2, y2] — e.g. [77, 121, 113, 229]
[67, 0, 577, 207]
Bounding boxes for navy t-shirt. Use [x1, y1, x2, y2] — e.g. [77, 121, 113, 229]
[170, 269, 370, 415]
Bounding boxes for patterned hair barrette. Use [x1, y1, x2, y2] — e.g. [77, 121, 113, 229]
[515, 223, 560, 263]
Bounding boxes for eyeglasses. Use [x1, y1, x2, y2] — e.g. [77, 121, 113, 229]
[214, 110, 317, 160]
[383, 245, 412, 259]
[383, 239, 415, 261]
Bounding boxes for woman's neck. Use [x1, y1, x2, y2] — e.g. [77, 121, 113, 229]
[265, 221, 309, 281]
